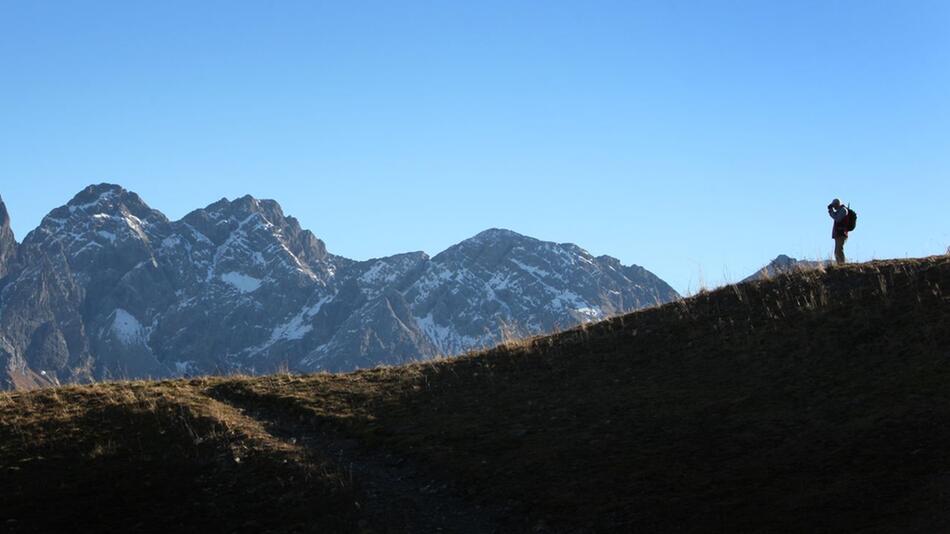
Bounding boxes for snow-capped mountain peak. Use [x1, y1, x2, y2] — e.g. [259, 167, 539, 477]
[0, 185, 679, 388]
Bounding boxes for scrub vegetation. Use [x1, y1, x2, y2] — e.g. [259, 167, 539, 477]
[2, 255, 948, 532]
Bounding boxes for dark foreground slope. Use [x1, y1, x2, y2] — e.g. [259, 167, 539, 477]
[1, 256, 948, 533]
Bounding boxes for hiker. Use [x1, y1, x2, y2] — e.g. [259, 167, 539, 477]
[827, 199, 849, 264]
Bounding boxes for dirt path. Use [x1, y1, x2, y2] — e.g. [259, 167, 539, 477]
[206, 388, 504, 533]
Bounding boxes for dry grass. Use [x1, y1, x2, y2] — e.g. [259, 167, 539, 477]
[1, 255, 948, 532]
[207, 256, 950, 531]
[0, 379, 358, 533]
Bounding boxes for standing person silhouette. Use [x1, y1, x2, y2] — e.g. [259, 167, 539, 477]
[827, 199, 850, 264]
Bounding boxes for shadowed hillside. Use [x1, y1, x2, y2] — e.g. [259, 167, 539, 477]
[1, 255, 948, 532]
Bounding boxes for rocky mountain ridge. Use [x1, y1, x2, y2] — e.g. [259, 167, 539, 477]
[0, 184, 679, 389]
[0, 196, 16, 279]
[744, 254, 831, 282]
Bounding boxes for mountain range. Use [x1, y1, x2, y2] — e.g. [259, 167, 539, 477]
[0, 184, 679, 389]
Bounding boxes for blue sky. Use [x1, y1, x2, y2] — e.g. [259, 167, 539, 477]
[1, 1, 948, 293]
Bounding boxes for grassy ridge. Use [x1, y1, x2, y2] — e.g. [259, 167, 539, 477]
[1, 255, 948, 532]
[0, 381, 357, 533]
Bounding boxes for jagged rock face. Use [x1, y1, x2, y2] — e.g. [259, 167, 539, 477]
[744, 255, 830, 282]
[0, 184, 680, 388]
[0, 196, 17, 280]
[402, 229, 679, 355]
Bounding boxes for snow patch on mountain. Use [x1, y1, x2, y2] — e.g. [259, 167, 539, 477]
[172, 360, 199, 376]
[359, 261, 402, 285]
[415, 313, 487, 355]
[573, 307, 603, 320]
[69, 188, 118, 213]
[220, 272, 262, 293]
[510, 258, 551, 279]
[96, 230, 117, 243]
[111, 309, 147, 346]
[268, 296, 332, 342]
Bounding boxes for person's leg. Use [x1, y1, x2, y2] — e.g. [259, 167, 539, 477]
[834, 236, 847, 264]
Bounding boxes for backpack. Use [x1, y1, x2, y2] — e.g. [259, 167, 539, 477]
[846, 206, 857, 231]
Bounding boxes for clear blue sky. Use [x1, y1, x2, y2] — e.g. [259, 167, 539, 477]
[1, 1, 948, 293]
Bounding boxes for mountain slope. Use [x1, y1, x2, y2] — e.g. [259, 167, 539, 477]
[402, 228, 677, 355]
[0, 196, 16, 280]
[2, 255, 946, 532]
[0, 184, 678, 387]
[213, 255, 950, 531]
[744, 254, 830, 282]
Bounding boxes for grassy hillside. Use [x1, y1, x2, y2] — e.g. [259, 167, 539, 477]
[1, 255, 948, 532]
